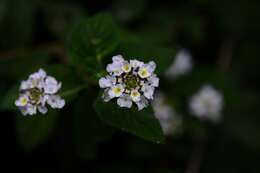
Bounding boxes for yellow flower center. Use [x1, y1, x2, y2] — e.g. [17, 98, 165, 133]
[138, 68, 149, 78]
[20, 97, 28, 106]
[122, 64, 131, 73]
[112, 86, 123, 96]
[131, 90, 140, 97]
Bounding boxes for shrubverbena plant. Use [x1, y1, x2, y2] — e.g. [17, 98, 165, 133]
[0, 12, 225, 153]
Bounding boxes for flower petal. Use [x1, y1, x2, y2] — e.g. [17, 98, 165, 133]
[99, 77, 111, 88]
[142, 84, 155, 100]
[38, 105, 48, 114]
[136, 96, 149, 111]
[112, 55, 124, 63]
[47, 95, 65, 109]
[44, 76, 61, 94]
[117, 94, 133, 108]
[148, 75, 159, 87]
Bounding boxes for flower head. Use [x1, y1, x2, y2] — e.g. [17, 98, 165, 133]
[166, 49, 193, 79]
[15, 69, 65, 116]
[189, 85, 223, 122]
[99, 55, 159, 111]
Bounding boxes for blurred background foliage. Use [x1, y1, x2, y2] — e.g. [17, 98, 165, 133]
[0, 0, 260, 172]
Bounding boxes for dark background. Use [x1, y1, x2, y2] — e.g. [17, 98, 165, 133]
[1, 0, 260, 172]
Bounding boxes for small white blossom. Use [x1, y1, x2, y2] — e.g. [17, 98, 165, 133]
[130, 59, 144, 68]
[142, 84, 155, 100]
[117, 94, 133, 108]
[46, 95, 65, 109]
[130, 90, 141, 102]
[189, 85, 223, 122]
[136, 96, 149, 111]
[166, 49, 193, 79]
[44, 76, 61, 94]
[15, 69, 65, 116]
[152, 92, 182, 135]
[99, 55, 159, 110]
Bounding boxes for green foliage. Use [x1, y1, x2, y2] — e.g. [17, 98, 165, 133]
[67, 13, 120, 77]
[1, 1, 260, 172]
[74, 94, 114, 159]
[15, 110, 58, 151]
[94, 95, 165, 144]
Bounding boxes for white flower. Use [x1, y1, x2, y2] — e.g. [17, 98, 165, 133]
[148, 75, 159, 87]
[25, 104, 37, 115]
[99, 76, 116, 88]
[130, 90, 141, 102]
[106, 55, 125, 76]
[152, 92, 182, 135]
[15, 69, 65, 116]
[142, 84, 155, 100]
[166, 49, 193, 79]
[189, 85, 223, 122]
[117, 94, 133, 108]
[112, 55, 124, 63]
[108, 84, 124, 98]
[99, 55, 159, 110]
[130, 59, 144, 68]
[15, 94, 29, 107]
[46, 95, 65, 109]
[122, 62, 131, 73]
[44, 76, 61, 94]
[136, 96, 149, 111]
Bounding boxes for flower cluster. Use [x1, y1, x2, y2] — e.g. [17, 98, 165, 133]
[15, 69, 65, 115]
[166, 49, 193, 79]
[189, 85, 223, 122]
[99, 55, 159, 110]
[152, 92, 182, 135]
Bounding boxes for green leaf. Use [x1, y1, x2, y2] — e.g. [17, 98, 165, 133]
[118, 42, 175, 75]
[67, 13, 120, 75]
[15, 110, 58, 151]
[94, 95, 165, 144]
[74, 94, 114, 159]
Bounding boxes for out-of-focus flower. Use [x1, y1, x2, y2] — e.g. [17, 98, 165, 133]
[189, 85, 223, 122]
[15, 69, 65, 116]
[99, 55, 159, 111]
[152, 92, 182, 135]
[166, 49, 193, 79]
